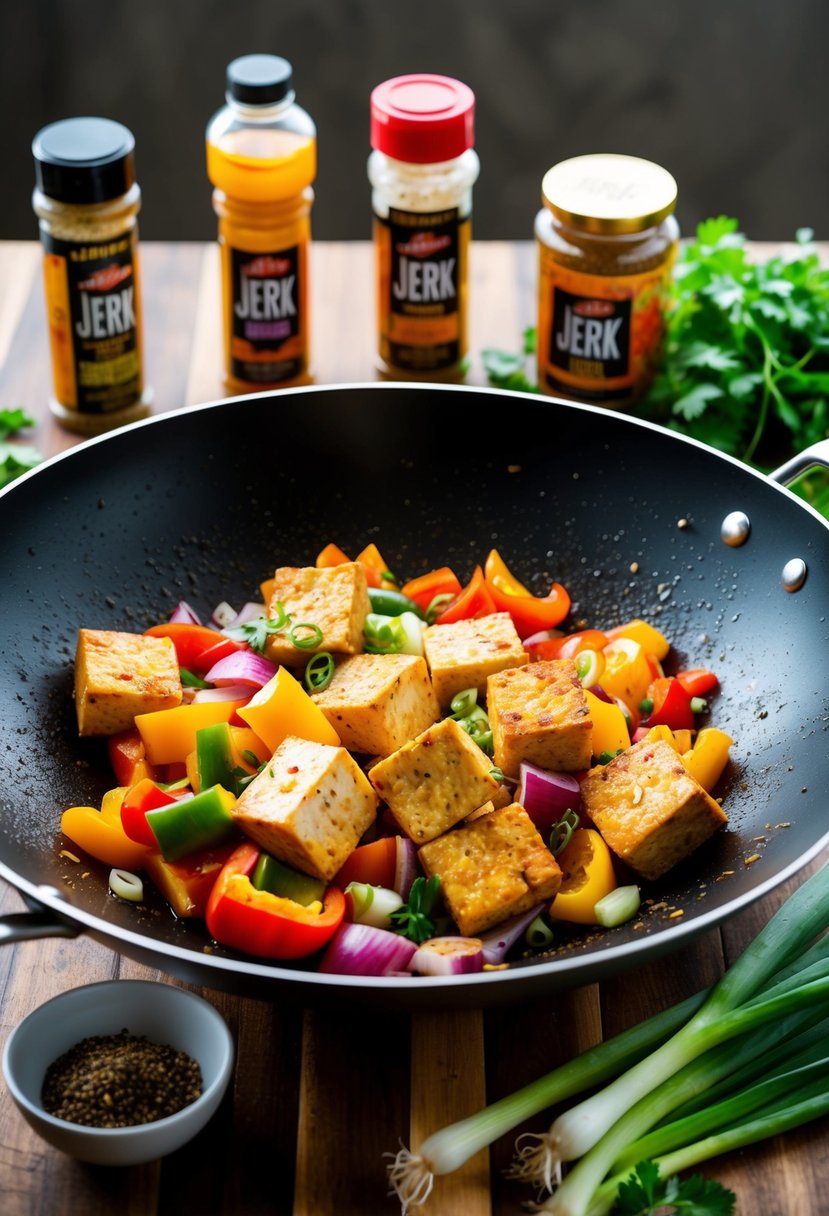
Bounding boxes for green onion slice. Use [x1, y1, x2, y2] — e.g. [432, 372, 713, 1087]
[109, 868, 144, 902]
[525, 915, 555, 950]
[450, 688, 478, 718]
[290, 622, 324, 650]
[426, 592, 455, 623]
[595, 885, 641, 928]
[304, 651, 335, 692]
[549, 808, 580, 857]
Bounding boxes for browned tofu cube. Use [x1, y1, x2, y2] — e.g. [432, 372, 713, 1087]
[264, 563, 369, 665]
[580, 737, 728, 881]
[74, 628, 182, 736]
[368, 717, 509, 844]
[312, 653, 439, 756]
[487, 658, 592, 778]
[418, 803, 562, 936]
[231, 735, 378, 882]
[422, 612, 527, 708]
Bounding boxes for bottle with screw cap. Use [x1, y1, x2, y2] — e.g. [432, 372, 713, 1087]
[32, 116, 151, 435]
[206, 54, 316, 392]
[369, 74, 479, 380]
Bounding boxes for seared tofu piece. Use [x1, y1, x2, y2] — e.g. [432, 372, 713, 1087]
[312, 652, 439, 756]
[368, 717, 509, 844]
[422, 612, 527, 708]
[231, 735, 378, 882]
[487, 658, 592, 778]
[581, 737, 728, 881]
[264, 563, 369, 664]
[74, 628, 182, 736]
[419, 803, 562, 936]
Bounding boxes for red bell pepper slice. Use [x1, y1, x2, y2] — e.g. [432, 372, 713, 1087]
[675, 667, 720, 698]
[524, 627, 609, 662]
[400, 567, 463, 615]
[434, 565, 497, 624]
[332, 837, 398, 891]
[107, 728, 155, 788]
[483, 549, 571, 639]
[646, 677, 695, 732]
[144, 623, 245, 676]
[205, 841, 346, 960]
[120, 777, 179, 847]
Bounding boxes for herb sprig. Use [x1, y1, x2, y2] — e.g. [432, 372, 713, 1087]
[389, 875, 441, 945]
[611, 1159, 735, 1215]
[0, 408, 42, 488]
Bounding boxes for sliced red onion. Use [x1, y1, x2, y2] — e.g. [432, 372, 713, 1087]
[205, 650, 277, 688]
[410, 936, 484, 977]
[588, 683, 614, 703]
[516, 762, 581, 835]
[522, 628, 563, 649]
[211, 600, 238, 628]
[169, 600, 202, 625]
[393, 837, 419, 900]
[221, 601, 266, 632]
[191, 683, 252, 703]
[478, 904, 544, 965]
[319, 923, 417, 976]
[632, 726, 650, 743]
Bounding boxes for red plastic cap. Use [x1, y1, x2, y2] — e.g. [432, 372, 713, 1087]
[370, 74, 475, 163]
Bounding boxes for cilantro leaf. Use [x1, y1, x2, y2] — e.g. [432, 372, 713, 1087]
[228, 606, 292, 654]
[611, 1160, 736, 1216]
[0, 408, 43, 488]
[389, 875, 442, 944]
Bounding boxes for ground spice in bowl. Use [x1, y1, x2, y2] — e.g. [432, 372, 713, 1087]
[41, 1030, 203, 1128]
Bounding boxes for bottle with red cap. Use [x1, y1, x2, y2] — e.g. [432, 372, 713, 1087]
[368, 73, 479, 380]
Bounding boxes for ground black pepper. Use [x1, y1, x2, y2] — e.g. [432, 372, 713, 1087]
[41, 1030, 203, 1128]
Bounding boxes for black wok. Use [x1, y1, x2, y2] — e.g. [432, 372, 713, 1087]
[1, 383, 828, 1009]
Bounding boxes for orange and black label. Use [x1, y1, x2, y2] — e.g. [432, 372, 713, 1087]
[375, 206, 468, 374]
[229, 245, 304, 384]
[41, 230, 143, 414]
[537, 251, 672, 403]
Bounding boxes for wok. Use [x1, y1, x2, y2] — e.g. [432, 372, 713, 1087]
[1, 383, 828, 1009]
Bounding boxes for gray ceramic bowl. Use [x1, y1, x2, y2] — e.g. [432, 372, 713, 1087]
[2, 979, 234, 1165]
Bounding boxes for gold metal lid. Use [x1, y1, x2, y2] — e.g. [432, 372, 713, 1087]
[541, 153, 677, 235]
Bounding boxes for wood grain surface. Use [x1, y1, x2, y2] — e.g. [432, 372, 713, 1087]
[0, 239, 826, 1216]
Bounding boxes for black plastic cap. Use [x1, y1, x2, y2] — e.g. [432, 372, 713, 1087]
[32, 117, 136, 205]
[226, 54, 293, 105]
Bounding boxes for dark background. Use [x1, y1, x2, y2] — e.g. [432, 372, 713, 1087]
[3, 0, 828, 244]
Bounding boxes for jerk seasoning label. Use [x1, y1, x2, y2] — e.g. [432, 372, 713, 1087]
[228, 246, 305, 385]
[374, 206, 469, 374]
[538, 252, 672, 402]
[41, 231, 143, 414]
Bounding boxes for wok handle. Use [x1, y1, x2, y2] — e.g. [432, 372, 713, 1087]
[0, 891, 80, 945]
[770, 438, 829, 486]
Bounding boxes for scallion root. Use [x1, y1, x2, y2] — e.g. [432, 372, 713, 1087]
[505, 1131, 562, 1194]
[385, 1145, 435, 1213]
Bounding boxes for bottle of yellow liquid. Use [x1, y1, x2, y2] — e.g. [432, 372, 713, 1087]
[206, 54, 316, 391]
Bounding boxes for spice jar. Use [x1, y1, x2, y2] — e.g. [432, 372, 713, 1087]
[32, 117, 151, 434]
[535, 153, 679, 405]
[369, 74, 479, 380]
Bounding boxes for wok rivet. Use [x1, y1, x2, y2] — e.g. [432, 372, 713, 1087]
[721, 511, 751, 547]
[782, 558, 807, 593]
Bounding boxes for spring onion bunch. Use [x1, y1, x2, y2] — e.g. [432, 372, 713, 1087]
[386, 862, 829, 1214]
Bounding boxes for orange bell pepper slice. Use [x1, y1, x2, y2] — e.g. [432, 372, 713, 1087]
[525, 628, 609, 662]
[355, 543, 398, 590]
[675, 667, 720, 698]
[483, 549, 570, 639]
[316, 542, 351, 568]
[400, 567, 463, 615]
[135, 698, 248, 766]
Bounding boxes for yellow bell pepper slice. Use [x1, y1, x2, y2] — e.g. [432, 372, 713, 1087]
[135, 699, 247, 766]
[229, 725, 271, 767]
[599, 638, 653, 714]
[605, 618, 671, 661]
[681, 727, 734, 792]
[550, 828, 617, 924]
[584, 689, 630, 760]
[238, 667, 340, 752]
[61, 787, 151, 871]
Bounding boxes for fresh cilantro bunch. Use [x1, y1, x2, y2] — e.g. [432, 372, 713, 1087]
[389, 875, 442, 944]
[638, 216, 829, 469]
[611, 1159, 735, 1216]
[0, 408, 42, 488]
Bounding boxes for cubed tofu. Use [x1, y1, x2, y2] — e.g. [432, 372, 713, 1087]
[580, 737, 728, 881]
[422, 612, 527, 708]
[368, 717, 510, 844]
[74, 629, 182, 736]
[264, 563, 369, 665]
[418, 803, 562, 936]
[231, 735, 378, 882]
[487, 658, 592, 778]
[312, 653, 439, 756]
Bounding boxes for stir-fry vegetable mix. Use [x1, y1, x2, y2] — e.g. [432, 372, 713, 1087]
[63, 543, 732, 976]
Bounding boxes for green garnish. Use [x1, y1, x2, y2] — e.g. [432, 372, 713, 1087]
[304, 651, 335, 692]
[611, 1159, 735, 1215]
[290, 622, 324, 650]
[0, 408, 42, 489]
[389, 875, 442, 945]
[549, 808, 580, 857]
[231, 603, 291, 654]
[180, 667, 211, 689]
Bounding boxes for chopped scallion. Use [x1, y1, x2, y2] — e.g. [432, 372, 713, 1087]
[304, 651, 335, 692]
[594, 885, 641, 928]
[290, 621, 324, 650]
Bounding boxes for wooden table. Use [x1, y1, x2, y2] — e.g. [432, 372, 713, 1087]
[0, 240, 826, 1216]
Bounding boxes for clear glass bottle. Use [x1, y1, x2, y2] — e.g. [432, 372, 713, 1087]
[32, 117, 151, 435]
[535, 153, 679, 405]
[368, 74, 479, 380]
[206, 54, 316, 392]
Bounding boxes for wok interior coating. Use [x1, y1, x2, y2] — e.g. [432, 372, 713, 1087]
[1, 384, 827, 1005]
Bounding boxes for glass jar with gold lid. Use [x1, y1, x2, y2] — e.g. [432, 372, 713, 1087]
[535, 153, 678, 405]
